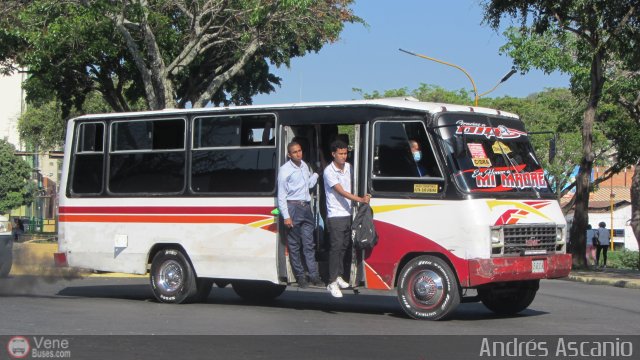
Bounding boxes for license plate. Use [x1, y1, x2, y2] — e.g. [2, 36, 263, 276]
[532, 259, 545, 273]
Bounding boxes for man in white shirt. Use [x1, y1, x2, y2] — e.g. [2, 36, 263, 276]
[323, 140, 370, 298]
[277, 141, 321, 288]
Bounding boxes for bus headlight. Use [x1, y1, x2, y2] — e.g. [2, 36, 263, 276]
[556, 227, 564, 242]
[490, 228, 502, 244]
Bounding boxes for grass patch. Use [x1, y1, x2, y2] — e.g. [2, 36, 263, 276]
[607, 250, 640, 270]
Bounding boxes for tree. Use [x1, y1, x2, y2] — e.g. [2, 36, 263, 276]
[355, 83, 472, 104]
[1, 0, 362, 114]
[482, 0, 640, 268]
[0, 140, 34, 215]
[607, 69, 640, 257]
[18, 91, 122, 150]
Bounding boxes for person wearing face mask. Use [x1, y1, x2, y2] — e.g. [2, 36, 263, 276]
[409, 140, 427, 177]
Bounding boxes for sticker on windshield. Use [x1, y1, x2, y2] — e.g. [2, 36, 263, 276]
[492, 141, 512, 154]
[468, 167, 547, 191]
[455, 120, 527, 139]
[467, 143, 491, 168]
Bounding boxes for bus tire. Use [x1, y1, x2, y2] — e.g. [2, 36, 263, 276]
[150, 249, 197, 304]
[231, 280, 286, 302]
[397, 255, 460, 320]
[0, 237, 13, 278]
[191, 278, 214, 302]
[478, 280, 539, 315]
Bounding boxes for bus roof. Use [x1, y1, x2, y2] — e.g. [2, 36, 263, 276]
[70, 97, 519, 121]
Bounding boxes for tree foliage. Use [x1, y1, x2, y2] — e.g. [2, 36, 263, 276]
[17, 91, 116, 150]
[482, 0, 640, 268]
[1, 0, 362, 114]
[605, 63, 640, 254]
[0, 140, 34, 215]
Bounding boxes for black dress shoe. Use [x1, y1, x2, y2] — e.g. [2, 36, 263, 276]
[297, 277, 309, 288]
[309, 277, 324, 287]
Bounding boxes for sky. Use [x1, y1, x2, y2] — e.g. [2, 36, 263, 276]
[253, 0, 570, 105]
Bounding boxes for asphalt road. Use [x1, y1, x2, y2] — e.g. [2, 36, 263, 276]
[1, 276, 639, 359]
[1, 276, 639, 335]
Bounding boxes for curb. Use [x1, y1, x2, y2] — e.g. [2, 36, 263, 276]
[564, 274, 640, 290]
[9, 242, 146, 279]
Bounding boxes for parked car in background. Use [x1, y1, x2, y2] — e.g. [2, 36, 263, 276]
[0, 215, 13, 277]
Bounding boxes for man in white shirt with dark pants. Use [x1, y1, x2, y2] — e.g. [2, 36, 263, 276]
[323, 139, 370, 298]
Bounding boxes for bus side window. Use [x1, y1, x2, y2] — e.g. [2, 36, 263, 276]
[108, 118, 186, 194]
[373, 122, 417, 177]
[71, 122, 105, 195]
[371, 120, 443, 193]
[191, 113, 276, 194]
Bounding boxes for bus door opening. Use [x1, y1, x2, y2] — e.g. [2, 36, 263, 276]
[278, 125, 324, 284]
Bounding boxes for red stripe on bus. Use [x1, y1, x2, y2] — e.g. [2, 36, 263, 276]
[58, 206, 273, 215]
[59, 214, 268, 224]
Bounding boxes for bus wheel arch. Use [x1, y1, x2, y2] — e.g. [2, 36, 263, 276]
[148, 245, 200, 304]
[396, 254, 461, 320]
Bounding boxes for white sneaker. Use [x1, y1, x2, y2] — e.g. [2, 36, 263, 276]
[327, 282, 343, 298]
[336, 276, 349, 289]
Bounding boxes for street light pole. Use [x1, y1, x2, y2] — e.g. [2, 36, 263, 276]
[399, 48, 479, 106]
[399, 49, 516, 106]
[478, 68, 517, 98]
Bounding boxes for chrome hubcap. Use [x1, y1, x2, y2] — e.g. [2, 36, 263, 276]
[157, 260, 183, 293]
[412, 270, 443, 306]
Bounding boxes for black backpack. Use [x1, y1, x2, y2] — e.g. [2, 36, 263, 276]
[351, 203, 378, 249]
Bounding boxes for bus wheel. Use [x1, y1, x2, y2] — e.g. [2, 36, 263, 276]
[150, 249, 197, 304]
[397, 255, 460, 320]
[231, 280, 286, 302]
[192, 278, 214, 302]
[478, 280, 539, 315]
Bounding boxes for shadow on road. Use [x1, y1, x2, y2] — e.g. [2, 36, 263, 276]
[58, 284, 153, 301]
[54, 283, 549, 321]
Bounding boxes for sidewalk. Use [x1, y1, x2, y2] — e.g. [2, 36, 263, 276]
[9, 242, 145, 278]
[566, 268, 640, 289]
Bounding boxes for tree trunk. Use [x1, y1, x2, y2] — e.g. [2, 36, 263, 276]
[568, 52, 604, 269]
[630, 161, 640, 268]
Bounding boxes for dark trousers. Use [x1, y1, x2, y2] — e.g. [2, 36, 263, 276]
[327, 216, 351, 283]
[286, 201, 319, 279]
[596, 245, 609, 267]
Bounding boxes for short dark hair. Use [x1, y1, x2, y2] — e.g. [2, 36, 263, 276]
[287, 141, 301, 154]
[330, 140, 348, 153]
[599, 221, 606, 228]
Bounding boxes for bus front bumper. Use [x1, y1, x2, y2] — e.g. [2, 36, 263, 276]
[468, 254, 572, 287]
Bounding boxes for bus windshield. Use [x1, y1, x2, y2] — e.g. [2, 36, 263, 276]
[437, 113, 552, 195]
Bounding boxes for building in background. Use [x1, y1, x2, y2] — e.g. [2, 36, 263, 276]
[564, 166, 638, 251]
[1, 69, 60, 234]
[0, 70, 26, 150]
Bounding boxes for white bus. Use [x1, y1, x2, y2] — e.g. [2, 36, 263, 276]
[56, 98, 571, 320]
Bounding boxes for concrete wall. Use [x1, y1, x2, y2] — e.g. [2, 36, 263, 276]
[0, 70, 25, 150]
[568, 206, 638, 251]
